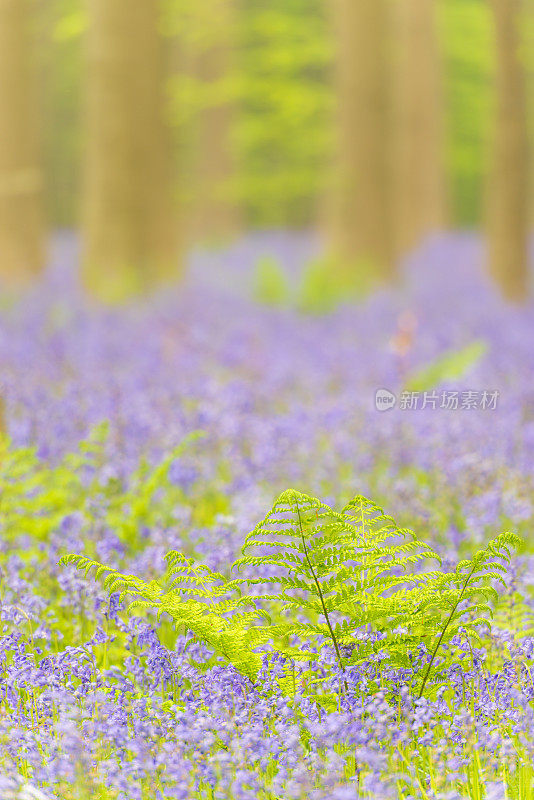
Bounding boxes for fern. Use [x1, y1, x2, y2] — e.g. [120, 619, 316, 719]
[0, 428, 103, 544]
[101, 430, 205, 544]
[415, 531, 521, 697]
[60, 489, 520, 699]
[60, 551, 270, 681]
[232, 490, 353, 673]
[494, 592, 534, 639]
[232, 492, 445, 672]
[492, 558, 534, 639]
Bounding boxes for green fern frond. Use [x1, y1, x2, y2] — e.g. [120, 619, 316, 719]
[417, 531, 521, 697]
[60, 493, 520, 701]
[60, 551, 270, 681]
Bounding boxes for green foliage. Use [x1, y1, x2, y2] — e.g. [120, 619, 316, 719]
[61, 488, 519, 698]
[236, 0, 332, 227]
[60, 550, 271, 682]
[405, 340, 487, 392]
[416, 530, 520, 696]
[53, 8, 87, 41]
[440, 0, 494, 226]
[297, 258, 338, 314]
[494, 589, 534, 639]
[297, 255, 375, 314]
[253, 256, 291, 305]
[0, 424, 207, 555]
[297, 257, 350, 314]
[0, 423, 105, 545]
[43, 0, 504, 230]
[101, 430, 206, 545]
[231, 491, 443, 670]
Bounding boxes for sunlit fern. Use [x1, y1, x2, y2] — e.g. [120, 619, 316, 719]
[415, 531, 521, 697]
[230, 490, 444, 675]
[60, 550, 271, 681]
[492, 558, 534, 639]
[60, 489, 520, 698]
[494, 591, 534, 639]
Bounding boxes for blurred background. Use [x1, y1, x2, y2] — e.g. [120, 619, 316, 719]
[0, 0, 532, 304]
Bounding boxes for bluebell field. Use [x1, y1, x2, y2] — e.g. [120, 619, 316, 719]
[1, 233, 534, 800]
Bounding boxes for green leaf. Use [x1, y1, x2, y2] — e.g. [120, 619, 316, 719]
[405, 340, 487, 392]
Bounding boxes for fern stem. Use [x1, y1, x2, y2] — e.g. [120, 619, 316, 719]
[296, 504, 348, 691]
[418, 565, 476, 699]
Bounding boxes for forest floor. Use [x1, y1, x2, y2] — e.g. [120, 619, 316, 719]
[1, 231, 533, 800]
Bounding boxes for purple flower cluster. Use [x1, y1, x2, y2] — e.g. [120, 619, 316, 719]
[1, 612, 534, 798]
[0, 231, 532, 797]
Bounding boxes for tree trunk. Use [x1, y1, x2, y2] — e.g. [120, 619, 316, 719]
[83, 0, 178, 301]
[392, 0, 448, 258]
[0, 0, 45, 284]
[330, 0, 393, 285]
[488, 0, 529, 302]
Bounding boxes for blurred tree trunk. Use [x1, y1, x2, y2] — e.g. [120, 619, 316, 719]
[83, 0, 178, 301]
[330, 0, 393, 285]
[392, 0, 448, 258]
[192, 0, 240, 244]
[487, 0, 529, 302]
[0, 0, 45, 284]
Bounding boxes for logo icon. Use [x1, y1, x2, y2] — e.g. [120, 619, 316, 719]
[375, 388, 396, 412]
